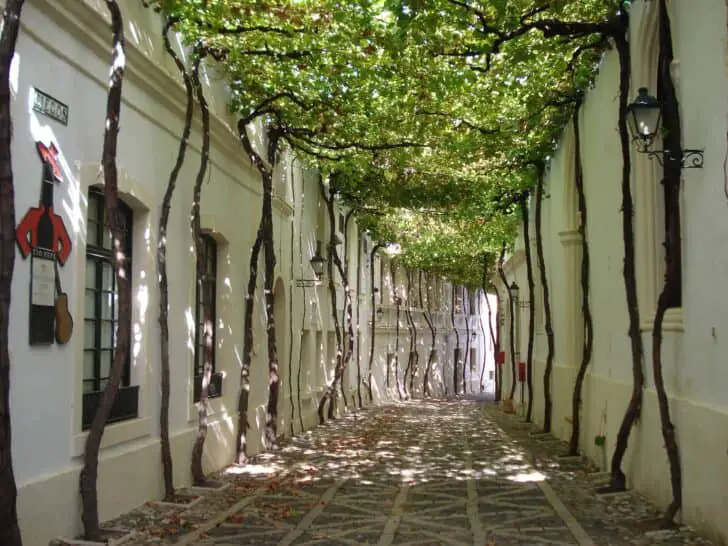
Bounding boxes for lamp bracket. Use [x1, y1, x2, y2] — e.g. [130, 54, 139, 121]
[647, 148, 704, 169]
[635, 140, 704, 169]
[295, 279, 321, 287]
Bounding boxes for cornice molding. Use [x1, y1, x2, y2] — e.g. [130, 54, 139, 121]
[272, 194, 294, 217]
[641, 307, 684, 333]
[558, 229, 582, 247]
[26, 0, 262, 196]
[503, 249, 525, 275]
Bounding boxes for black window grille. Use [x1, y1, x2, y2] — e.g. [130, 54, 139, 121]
[194, 234, 222, 401]
[82, 188, 136, 429]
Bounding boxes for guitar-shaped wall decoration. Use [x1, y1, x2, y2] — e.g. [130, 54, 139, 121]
[16, 141, 73, 345]
[54, 261, 72, 344]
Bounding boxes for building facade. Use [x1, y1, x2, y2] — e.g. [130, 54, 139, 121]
[8, 2, 491, 543]
[499, 1, 728, 542]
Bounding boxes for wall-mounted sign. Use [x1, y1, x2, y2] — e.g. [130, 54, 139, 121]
[16, 141, 73, 345]
[32, 88, 69, 126]
[30, 249, 55, 306]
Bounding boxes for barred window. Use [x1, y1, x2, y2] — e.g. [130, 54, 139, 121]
[194, 234, 217, 380]
[82, 189, 137, 430]
[83, 188, 132, 394]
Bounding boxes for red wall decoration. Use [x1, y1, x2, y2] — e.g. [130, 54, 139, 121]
[15, 140, 73, 345]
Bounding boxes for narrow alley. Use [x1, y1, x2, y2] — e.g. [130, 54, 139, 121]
[78, 400, 712, 546]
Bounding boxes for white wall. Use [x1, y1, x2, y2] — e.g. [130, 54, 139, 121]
[503, 1, 728, 542]
[8, 2, 484, 543]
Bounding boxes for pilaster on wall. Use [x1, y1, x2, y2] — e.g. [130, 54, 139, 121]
[558, 230, 583, 369]
[560, 124, 577, 232]
[530, 235, 544, 334]
[632, 0, 669, 330]
[634, 153, 669, 332]
[502, 249, 525, 276]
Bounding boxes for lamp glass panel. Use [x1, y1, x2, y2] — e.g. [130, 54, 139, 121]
[635, 106, 661, 138]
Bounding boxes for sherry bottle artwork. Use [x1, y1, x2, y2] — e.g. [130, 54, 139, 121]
[16, 141, 73, 345]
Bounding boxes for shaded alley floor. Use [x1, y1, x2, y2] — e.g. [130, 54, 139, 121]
[76, 399, 713, 545]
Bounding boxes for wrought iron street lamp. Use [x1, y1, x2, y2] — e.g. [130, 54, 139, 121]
[310, 241, 326, 279]
[627, 87, 704, 168]
[296, 241, 325, 287]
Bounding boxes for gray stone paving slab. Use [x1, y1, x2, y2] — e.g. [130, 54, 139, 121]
[63, 398, 715, 545]
[482, 402, 714, 545]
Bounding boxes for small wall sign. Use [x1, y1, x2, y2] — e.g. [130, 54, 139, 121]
[32, 88, 69, 126]
[30, 249, 55, 307]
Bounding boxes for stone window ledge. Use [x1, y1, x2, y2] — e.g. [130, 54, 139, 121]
[640, 307, 684, 333]
[73, 416, 151, 457]
[188, 396, 229, 425]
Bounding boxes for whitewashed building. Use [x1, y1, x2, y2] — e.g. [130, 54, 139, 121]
[7, 1, 489, 543]
[499, 1, 728, 543]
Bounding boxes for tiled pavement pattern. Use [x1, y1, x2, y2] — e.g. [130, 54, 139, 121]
[66, 399, 714, 545]
[480, 403, 712, 546]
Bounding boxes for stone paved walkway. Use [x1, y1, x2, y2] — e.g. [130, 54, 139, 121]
[62, 399, 714, 545]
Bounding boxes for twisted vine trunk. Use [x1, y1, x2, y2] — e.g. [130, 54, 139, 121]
[567, 94, 595, 457]
[451, 287, 460, 395]
[652, 0, 682, 524]
[534, 163, 555, 434]
[367, 244, 383, 402]
[295, 174, 306, 431]
[479, 309, 487, 391]
[296, 287, 308, 432]
[319, 210, 341, 423]
[497, 244, 516, 401]
[235, 120, 278, 461]
[189, 51, 212, 486]
[288, 166, 296, 436]
[318, 182, 348, 421]
[482, 257, 497, 395]
[519, 196, 535, 422]
[463, 288, 470, 395]
[334, 265, 353, 416]
[336, 210, 355, 411]
[494, 305, 501, 402]
[403, 272, 413, 398]
[415, 270, 428, 396]
[80, 3, 130, 537]
[386, 264, 394, 391]
[422, 272, 437, 397]
[159, 20, 195, 499]
[262, 173, 279, 446]
[340, 210, 355, 408]
[394, 270, 403, 400]
[0, 2, 25, 544]
[355, 234, 363, 408]
[236, 225, 262, 464]
[606, 16, 646, 489]
[403, 269, 416, 399]
[409, 282, 419, 397]
[652, 285, 682, 525]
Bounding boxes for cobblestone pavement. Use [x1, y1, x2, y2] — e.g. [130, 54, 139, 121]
[63, 399, 714, 545]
